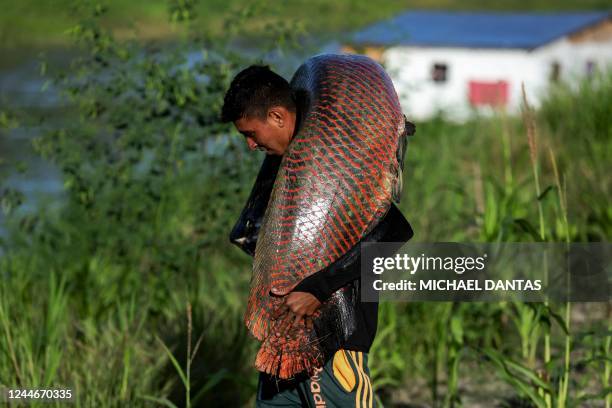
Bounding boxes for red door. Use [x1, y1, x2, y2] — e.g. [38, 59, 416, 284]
[469, 80, 509, 107]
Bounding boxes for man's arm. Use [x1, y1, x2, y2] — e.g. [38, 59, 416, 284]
[291, 203, 414, 302]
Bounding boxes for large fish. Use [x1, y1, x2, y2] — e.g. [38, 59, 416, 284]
[232, 54, 413, 379]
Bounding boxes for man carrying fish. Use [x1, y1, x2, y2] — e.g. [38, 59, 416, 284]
[222, 55, 415, 407]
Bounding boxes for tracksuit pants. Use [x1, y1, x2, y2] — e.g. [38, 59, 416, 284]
[256, 349, 376, 408]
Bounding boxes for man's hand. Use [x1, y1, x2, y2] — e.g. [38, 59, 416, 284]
[276, 292, 321, 335]
[285, 291, 321, 317]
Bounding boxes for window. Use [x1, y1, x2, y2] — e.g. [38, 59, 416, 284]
[550, 62, 561, 82]
[586, 60, 596, 77]
[468, 80, 509, 107]
[431, 63, 448, 83]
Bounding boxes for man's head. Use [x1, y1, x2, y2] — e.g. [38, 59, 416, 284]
[221, 65, 296, 156]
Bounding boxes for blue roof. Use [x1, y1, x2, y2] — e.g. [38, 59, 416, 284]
[350, 10, 611, 49]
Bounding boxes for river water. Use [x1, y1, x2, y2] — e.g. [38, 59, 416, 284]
[0, 49, 68, 239]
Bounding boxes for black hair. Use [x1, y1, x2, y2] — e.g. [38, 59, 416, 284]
[221, 65, 295, 123]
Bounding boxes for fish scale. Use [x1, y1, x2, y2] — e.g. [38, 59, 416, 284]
[243, 54, 407, 379]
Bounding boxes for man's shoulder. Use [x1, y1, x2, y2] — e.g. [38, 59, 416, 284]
[366, 203, 413, 244]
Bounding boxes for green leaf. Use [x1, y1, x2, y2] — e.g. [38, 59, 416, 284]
[486, 355, 536, 405]
[537, 185, 556, 201]
[450, 316, 464, 343]
[482, 348, 551, 406]
[513, 219, 542, 241]
[156, 335, 188, 388]
[549, 309, 569, 335]
[508, 377, 548, 408]
[503, 359, 552, 392]
[138, 394, 179, 408]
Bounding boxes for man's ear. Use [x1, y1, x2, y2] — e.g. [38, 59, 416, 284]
[268, 107, 285, 128]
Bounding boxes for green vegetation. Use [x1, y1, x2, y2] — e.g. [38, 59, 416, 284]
[0, 1, 610, 407]
[1, 0, 611, 48]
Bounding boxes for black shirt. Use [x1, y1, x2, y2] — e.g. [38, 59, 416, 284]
[291, 203, 413, 352]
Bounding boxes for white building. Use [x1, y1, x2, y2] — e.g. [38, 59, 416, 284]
[343, 10, 612, 121]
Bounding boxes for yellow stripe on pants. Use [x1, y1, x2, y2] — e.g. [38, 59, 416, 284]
[350, 351, 373, 408]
